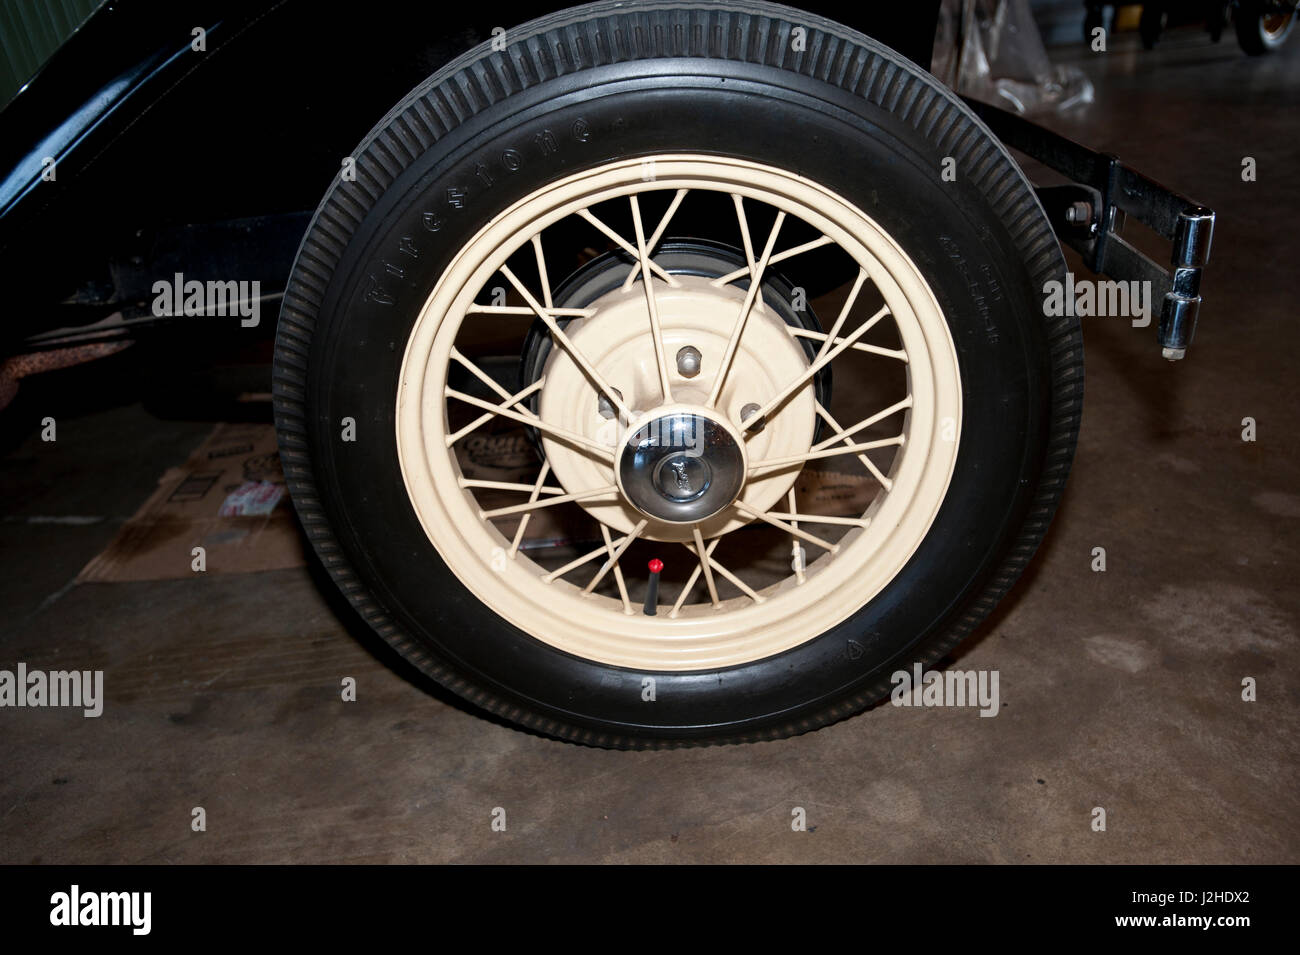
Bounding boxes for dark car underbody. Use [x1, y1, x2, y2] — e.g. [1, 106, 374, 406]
[0, 0, 1210, 372]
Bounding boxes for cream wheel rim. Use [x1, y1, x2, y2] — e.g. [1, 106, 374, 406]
[396, 155, 962, 671]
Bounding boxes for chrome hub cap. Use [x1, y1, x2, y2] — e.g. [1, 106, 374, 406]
[617, 408, 747, 524]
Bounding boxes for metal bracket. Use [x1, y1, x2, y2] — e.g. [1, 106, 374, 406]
[965, 98, 1215, 360]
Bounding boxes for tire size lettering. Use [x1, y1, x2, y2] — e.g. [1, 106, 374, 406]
[371, 118, 598, 305]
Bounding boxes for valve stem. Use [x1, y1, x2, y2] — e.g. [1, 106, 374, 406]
[644, 559, 663, 616]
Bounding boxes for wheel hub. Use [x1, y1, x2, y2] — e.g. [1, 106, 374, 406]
[617, 409, 746, 523]
[536, 272, 817, 542]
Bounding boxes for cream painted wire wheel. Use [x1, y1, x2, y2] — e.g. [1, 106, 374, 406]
[273, 1, 1083, 747]
[397, 157, 961, 670]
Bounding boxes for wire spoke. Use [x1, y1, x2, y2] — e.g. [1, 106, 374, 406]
[733, 194, 757, 271]
[707, 198, 786, 407]
[811, 395, 913, 452]
[532, 233, 554, 310]
[815, 402, 894, 492]
[708, 551, 765, 604]
[445, 386, 613, 463]
[499, 261, 634, 422]
[481, 485, 619, 521]
[577, 208, 678, 286]
[542, 530, 633, 583]
[451, 347, 516, 401]
[467, 305, 594, 317]
[459, 478, 564, 494]
[764, 510, 870, 528]
[811, 268, 869, 365]
[509, 461, 552, 558]
[732, 500, 838, 553]
[692, 526, 722, 609]
[599, 523, 634, 614]
[445, 379, 545, 446]
[787, 488, 806, 583]
[747, 302, 890, 428]
[629, 195, 674, 402]
[621, 189, 688, 291]
[583, 519, 648, 595]
[710, 235, 835, 287]
[786, 326, 907, 361]
[669, 535, 723, 618]
[747, 435, 904, 476]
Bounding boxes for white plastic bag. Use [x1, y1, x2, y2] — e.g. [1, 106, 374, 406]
[933, 0, 1094, 113]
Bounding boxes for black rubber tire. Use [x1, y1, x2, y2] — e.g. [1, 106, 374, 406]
[272, 0, 1083, 748]
[1236, 1, 1296, 53]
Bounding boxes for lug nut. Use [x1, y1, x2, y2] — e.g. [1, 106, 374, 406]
[676, 346, 702, 378]
[740, 402, 765, 432]
[597, 388, 624, 420]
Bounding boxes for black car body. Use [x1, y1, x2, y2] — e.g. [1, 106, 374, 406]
[0, 0, 1210, 365]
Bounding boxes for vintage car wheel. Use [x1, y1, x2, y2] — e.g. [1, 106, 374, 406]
[1236, 0, 1297, 53]
[272, 0, 1083, 747]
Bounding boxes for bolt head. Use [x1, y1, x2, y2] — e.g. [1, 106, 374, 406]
[740, 402, 765, 432]
[597, 387, 624, 420]
[676, 346, 702, 378]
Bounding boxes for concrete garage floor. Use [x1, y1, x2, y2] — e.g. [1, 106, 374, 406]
[1, 25, 1297, 864]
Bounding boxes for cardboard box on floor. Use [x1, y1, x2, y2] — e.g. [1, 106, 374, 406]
[78, 423, 305, 582]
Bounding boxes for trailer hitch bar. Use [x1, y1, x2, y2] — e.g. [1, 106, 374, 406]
[966, 98, 1214, 360]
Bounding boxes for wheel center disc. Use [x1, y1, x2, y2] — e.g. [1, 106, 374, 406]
[654, 452, 709, 502]
[617, 409, 746, 524]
